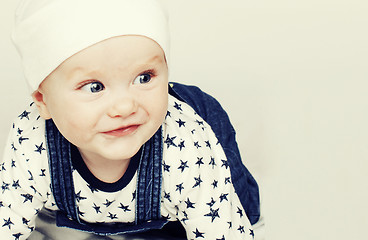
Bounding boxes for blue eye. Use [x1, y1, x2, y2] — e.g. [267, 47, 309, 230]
[80, 82, 105, 93]
[133, 73, 153, 85]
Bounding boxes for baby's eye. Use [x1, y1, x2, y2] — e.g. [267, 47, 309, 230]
[133, 73, 152, 85]
[80, 82, 105, 93]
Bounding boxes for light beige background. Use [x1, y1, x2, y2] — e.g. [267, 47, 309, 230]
[1, 0, 368, 239]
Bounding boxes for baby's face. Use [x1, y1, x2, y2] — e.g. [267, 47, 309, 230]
[35, 35, 168, 164]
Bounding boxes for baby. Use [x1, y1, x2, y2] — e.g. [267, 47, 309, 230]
[0, 0, 260, 239]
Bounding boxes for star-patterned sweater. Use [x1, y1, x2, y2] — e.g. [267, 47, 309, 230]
[0, 94, 254, 240]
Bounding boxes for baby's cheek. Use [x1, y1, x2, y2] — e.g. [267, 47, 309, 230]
[156, 96, 169, 119]
[56, 120, 88, 145]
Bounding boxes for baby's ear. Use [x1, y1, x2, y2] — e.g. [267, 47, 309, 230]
[31, 90, 52, 120]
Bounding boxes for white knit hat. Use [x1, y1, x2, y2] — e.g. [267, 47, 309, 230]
[12, 0, 169, 91]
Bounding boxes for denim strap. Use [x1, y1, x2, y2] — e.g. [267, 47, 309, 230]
[136, 127, 163, 223]
[45, 119, 80, 222]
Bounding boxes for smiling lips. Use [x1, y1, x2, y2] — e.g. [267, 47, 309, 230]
[102, 125, 140, 137]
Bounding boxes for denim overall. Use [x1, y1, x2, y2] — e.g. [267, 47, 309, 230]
[45, 82, 260, 236]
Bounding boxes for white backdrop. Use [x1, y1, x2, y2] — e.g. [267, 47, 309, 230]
[1, 0, 368, 239]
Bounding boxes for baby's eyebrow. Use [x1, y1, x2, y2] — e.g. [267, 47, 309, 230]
[65, 66, 84, 79]
[67, 66, 99, 80]
[145, 54, 165, 64]
[134, 54, 166, 70]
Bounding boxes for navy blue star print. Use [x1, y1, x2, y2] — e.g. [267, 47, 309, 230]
[75, 191, 87, 202]
[27, 170, 33, 181]
[212, 180, 218, 189]
[237, 207, 244, 218]
[1, 163, 6, 171]
[209, 157, 217, 168]
[30, 186, 41, 196]
[181, 211, 189, 224]
[192, 176, 203, 188]
[185, 198, 196, 209]
[204, 207, 220, 222]
[249, 228, 255, 237]
[237, 225, 245, 234]
[1, 182, 10, 193]
[194, 141, 201, 149]
[12, 233, 23, 240]
[22, 218, 30, 225]
[34, 208, 41, 215]
[164, 191, 171, 202]
[2, 218, 14, 229]
[21, 194, 33, 203]
[178, 140, 185, 150]
[11, 143, 17, 151]
[131, 190, 136, 202]
[178, 160, 189, 172]
[173, 102, 183, 111]
[195, 119, 204, 126]
[87, 184, 99, 193]
[107, 212, 118, 220]
[221, 159, 229, 169]
[77, 207, 85, 217]
[163, 161, 171, 172]
[18, 110, 31, 120]
[118, 203, 131, 212]
[207, 198, 216, 208]
[103, 199, 115, 207]
[18, 136, 29, 145]
[227, 221, 233, 229]
[92, 203, 102, 214]
[193, 228, 205, 238]
[219, 193, 229, 202]
[164, 134, 177, 148]
[165, 110, 171, 119]
[176, 183, 184, 194]
[195, 157, 204, 167]
[176, 118, 186, 127]
[39, 169, 46, 176]
[17, 128, 23, 135]
[34, 143, 45, 154]
[225, 177, 231, 185]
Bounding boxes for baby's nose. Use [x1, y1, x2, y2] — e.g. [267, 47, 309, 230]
[107, 94, 138, 118]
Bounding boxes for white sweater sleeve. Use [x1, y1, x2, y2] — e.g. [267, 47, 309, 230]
[0, 104, 51, 240]
[161, 97, 254, 240]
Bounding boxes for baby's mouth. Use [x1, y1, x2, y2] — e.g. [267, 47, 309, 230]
[102, 125, 140, 137]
